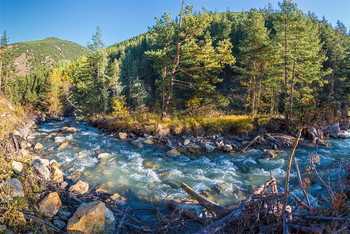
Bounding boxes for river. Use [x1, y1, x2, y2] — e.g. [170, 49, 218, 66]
[27, 118, 350, 208]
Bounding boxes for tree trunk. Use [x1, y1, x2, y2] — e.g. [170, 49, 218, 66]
[284, 23, 289, 126]
[289, 60, 296, 119]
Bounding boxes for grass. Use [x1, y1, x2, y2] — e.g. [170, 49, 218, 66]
[0, 93, 28, 140]
[89, 111, 261, 137]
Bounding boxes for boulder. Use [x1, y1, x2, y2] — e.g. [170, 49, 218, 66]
[38, 192, 62, 217]
[34, 143, 43, 150]
[183, 139, 191, 146]
[55, 136, 66, 143]
[169, 200, 213, 220]
[143, 138, 154, 144]
[32, 159, 50, 180]
[205, 145, 215, 153]
[131, 138, 144, 148]
[59, 181, 68, 190]
[109, 193, 126, 206]
[12, 161, 23, 173]
[1, 178, 24, 197]
[118, 132, 128, 140]
[51, 166, 64, 183]
[327, 124, 340, 138]
[58, 142, 69, 149]
[97, 153, 112, 160]
[167, 149, 180, 157]
[67, 201, 114, 234]
[68, 180, 89, 195]
[214, 183, 230, 194]
[260, 150, 276, 159]
[223, 144, 233, 152]
[61, 127, 78, 133]
[58, 209, 72, 221]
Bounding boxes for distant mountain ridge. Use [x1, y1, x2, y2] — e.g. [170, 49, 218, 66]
[9, 37, 89, 76]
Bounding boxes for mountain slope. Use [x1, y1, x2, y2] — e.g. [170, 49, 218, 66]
[9, 37, 89, 76]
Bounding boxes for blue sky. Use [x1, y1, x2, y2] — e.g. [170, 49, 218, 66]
[1, 0, 349, 47]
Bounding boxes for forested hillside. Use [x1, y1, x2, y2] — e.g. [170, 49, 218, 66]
[7, 37, 88, 76]
[1, 0, 349, 128]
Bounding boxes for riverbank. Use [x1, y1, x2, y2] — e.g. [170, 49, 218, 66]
[88, 114, 350, 158]
[6, 115, 350, 233]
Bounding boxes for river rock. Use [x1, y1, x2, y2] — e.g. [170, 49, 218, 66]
[12, 160, 23, 173]
[53, 219, 67, 230]
[109, 193, 126, 205]
[60, 181, 68, 190]
[68, 180, 89, 194]
[186, 144, 201, 153]
[66, 134, 74, 140]
[32, 159, 51, 180]
[51, 166, 64, 183]
[55, 136, 66, 143]
[167, 149, 180, 157]
[260, 150, 276, 159]
[38, 192, 62, 217]
[118, 132, 128, 140]
[67, 200, 114, 234]
[34, 143, 43, 150]
[223, 144, 233, 152]
[205, 144, 215, 153]
[66, 171, 81, 183]
[143, 138, 154, 144]
[58, 209, 72, 220]
[1, 178, 24, 197]
[183, 139, 191, 146]
[61, 127, 78, 133]
[327, 124, 340, 138]
[97, 153, 112, 160]
[131, 138, 144, 148]
[58, 142, 69, 149]
[169, 200, 213, 220]
[214, 183, 230, 194]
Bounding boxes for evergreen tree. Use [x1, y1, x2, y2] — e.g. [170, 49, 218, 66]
[236, 9, 271, 116]
[147, 2, 235, 119]
[87, 26, 105, 52]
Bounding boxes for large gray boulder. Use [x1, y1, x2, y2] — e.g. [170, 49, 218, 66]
[32, 159, 50, 180]
[0, 178, 24, 197]
[38, 192, 62, 217]
[67, 200, 115, 234]
[327, 124, 340, 138]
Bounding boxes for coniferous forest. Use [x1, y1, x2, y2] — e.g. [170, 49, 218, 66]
[1, 0, 350, 233]
[1, 0, 349, 126]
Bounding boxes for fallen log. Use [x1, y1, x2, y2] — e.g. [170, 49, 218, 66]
[197, 178, 277, 234]
[290, 224, 323, 234]
[240, 135, 261, 153]
[180, 183, 229, 217]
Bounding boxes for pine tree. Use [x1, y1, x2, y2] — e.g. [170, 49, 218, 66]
[87, 26, 105, 52]
[146, 1, 235, 119]
[273, 0, 328, 122]
[237, 9, 271, 116]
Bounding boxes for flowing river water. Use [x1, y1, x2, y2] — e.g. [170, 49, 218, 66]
[27, 118, 350, 209]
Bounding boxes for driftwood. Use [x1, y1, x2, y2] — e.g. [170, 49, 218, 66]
[240, 135, 261, 153]
[290, 224, 323, 234]
[23, 213, 66, 233]
[180, 183, 228, 217]
[196, 178, 278, 234]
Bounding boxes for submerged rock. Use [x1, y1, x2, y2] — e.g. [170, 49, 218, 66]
[67, 200, 115, 234]
[131, 138, 144, 148]
[38, 192, 62, 217]
[66, 171, 81, 183]
[167, 149, 180, 157]
[260, 150, 276, 159]
[68, 180, 89, 195]
[34, 143, 43, 150]
[58, 142, 69, 149]
[97, 153, 112, 160]
[60, 127, 78, 133]
[54, 136, 66, 143]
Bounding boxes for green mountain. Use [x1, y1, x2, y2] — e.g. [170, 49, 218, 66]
[9, 37, 89, 76]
